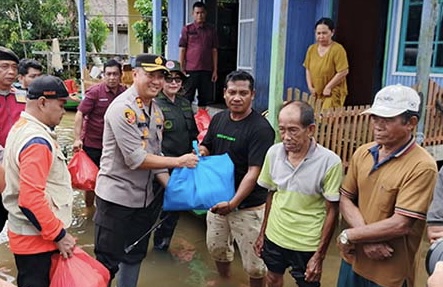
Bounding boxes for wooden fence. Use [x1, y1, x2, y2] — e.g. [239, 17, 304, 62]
[421, 80, 443, 148]
[287, 80, 443, 165]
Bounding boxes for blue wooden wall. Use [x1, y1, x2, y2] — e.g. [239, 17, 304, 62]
[254, 0, 329, 112]
[253, 0, 274, 112]
[283, 1, 317, 95]
[166, 0, 185, 60]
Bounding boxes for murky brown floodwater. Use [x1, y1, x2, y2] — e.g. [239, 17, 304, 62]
[0, 111, 431, 286]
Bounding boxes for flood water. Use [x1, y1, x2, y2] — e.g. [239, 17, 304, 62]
[0, 111, 432, 286]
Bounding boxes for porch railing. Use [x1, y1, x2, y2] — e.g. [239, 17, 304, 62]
[286, 80, 443, 165]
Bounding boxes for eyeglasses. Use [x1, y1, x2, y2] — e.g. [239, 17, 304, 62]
[165, 77, 183, 84]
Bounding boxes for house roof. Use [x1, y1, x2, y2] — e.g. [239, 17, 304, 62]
[88, 0, 128, 27]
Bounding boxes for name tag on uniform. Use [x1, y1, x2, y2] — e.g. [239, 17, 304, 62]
[98, 98, 109, 102]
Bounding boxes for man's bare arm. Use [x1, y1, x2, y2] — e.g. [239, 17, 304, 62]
[73, 110, 84, 152]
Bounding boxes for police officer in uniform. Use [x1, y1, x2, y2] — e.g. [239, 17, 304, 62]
[153, 60, 198, 251]
[93, 54, 199, 287]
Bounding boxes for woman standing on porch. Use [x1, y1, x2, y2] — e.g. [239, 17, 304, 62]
[304, 17, 349, 110]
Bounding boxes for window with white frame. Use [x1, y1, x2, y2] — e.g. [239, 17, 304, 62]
[237, 0, 257, 75]
[398, 0, 443, 72]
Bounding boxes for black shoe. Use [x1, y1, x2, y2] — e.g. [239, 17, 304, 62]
[153, 238, 170, 251]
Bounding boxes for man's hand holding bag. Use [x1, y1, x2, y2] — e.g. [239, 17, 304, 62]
[163, 141, 235, 211]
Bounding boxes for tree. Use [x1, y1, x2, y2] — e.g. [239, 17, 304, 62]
[0, 0, 110, 79]
[132, 0, 168, 53]
[87, 15, 110, 52]
[0, 0, 76, 58]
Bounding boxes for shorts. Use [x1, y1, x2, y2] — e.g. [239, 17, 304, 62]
[206, 209, 266, 278]
[262, 238, 319, 287]
[0, 200, 7, 231]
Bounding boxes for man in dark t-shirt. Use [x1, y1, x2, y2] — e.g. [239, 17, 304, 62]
[199, 70, 275, 287]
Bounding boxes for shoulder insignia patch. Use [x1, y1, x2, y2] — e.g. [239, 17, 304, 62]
[124, 108, 136, 124]
[14, 92, 27, 103]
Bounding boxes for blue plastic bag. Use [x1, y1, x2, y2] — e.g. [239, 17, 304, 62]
[163, 141, 235, 211]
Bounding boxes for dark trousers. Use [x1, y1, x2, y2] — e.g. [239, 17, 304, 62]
[14, 250, 57, 287]
[337, 260, 408, 287]
[0, 200, 7, 231]
[93, 195, 163, 279]
[183, 71, 213, 107]
[83, 146, 102, 167]
[153, 211, 180, 250]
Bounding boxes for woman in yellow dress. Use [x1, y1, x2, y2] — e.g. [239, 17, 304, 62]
[304, 17, 349, 110]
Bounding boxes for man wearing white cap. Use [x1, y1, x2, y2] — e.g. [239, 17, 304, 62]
[336, 84, 438, 287]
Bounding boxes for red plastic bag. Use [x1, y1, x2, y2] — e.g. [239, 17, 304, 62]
[194, 109, 211, 143]
[67, 150, 99, 191]
[49, 247, 110, 287]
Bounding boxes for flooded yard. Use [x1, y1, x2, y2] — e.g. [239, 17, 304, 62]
[0, 111, 431, 286]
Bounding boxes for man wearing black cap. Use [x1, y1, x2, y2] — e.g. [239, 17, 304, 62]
[93, 53, 199, 287]
[153, 60, 198, 251]
[0, 46, 21, 234]
[2, 75, 76, 287]
[0, 46, 22, 148]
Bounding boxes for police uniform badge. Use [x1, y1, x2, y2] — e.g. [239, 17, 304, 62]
[166, 61, 175, 70]
[124, 108, 136, 125]
[155, 57, 163, 65]
[142, 128, 149, 138]
[164, 120, 173, 130]
[136, 97, 143, 109]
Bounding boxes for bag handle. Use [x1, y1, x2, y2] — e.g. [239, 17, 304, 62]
[192, 140, 200, 157]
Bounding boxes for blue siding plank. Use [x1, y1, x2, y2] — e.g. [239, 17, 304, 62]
[254, 0, 274, 112]
[167, 0, 185, 60]
[284, 0, 317, 95]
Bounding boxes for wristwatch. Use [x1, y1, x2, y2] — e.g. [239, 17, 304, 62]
[339, 229, 351, 245]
